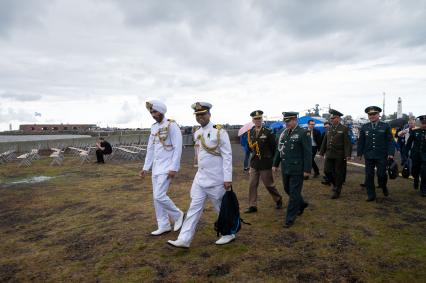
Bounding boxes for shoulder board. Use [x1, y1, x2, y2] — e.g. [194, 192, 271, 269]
[213, 124, 223, 130]
[263, 127, 272, 133]
[167, 119, 176, 123]
[412, 127, 421, 131]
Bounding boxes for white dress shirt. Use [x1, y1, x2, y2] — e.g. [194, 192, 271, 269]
[193, 122, 232, 187]
[143, 118, 183, 175]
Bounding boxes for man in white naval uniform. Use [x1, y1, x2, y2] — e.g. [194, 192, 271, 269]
[168, 102, 234, 248]
[140, 100, 185, 236]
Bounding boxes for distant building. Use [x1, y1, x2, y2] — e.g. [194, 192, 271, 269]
[19, 124, 97, 133]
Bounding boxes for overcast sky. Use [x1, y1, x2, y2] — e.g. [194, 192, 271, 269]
[1, 0, 425, 131]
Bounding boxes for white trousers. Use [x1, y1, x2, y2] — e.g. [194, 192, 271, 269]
[177, 182, 225, 245]
[152, 174, 182, 230]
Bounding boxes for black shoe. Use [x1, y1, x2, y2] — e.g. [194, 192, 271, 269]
[321, 181, 331, 185]
[244, 206, 257, 213]
[304, 176, 309, 180]
[313, 172, 320, 178]
[298, 202, 309, 216]
[414, 181, 419, 190]
[275, 199, 283, 209]
[331, 192, 340, 199]
[366, 197, 376, 202]
[382, 187, 389, 197]
[360, 183, 366, 188]
[283, 221, 294, 228]
[422, 193, 426, 197]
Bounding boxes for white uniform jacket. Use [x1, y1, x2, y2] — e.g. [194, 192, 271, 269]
[143, 118, 183, 175]
[194, 122, 232, 187]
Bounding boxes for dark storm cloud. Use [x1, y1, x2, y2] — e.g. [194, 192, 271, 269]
[0, 0, 51, 37]
[111, 0, 426, 73]
[0, 91, 42, 101]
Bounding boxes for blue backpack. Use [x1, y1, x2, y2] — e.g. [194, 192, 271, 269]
[214, 188, 250, 236]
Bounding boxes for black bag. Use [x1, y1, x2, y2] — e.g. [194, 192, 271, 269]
[214, 187, 250, 236]
[387, 159, 399, 180]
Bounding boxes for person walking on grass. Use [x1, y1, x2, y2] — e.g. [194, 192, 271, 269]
[245, 110, 283, 214]
[140, 100, 184, 236]
[273, 112, 311, 228]
[319, 109, 351, 199]
[168, 102, 234, 248]
[357, 106, 395, 202]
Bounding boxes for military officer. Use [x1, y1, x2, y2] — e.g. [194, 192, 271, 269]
[319, 109, 351, 199]
[357, 106, 395, 201]
[245, 110, 283, 213]
[140, 100, 185, 236]
[273, 112, 311, 228]
[168, 102, 234, 248]
[404, 115, 426, 196]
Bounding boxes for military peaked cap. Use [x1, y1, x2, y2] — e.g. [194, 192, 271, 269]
[191, 102, 212, 114]
[282, 111, 299, 121]
[329, 109, 343, 117]
[365, 106, 382, 114]
[250, 110, 263, 118]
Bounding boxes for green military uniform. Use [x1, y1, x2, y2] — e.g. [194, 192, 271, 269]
[357, 106, 395, 201]
[319, 109, 351, 199]
[273, 112, 312, 227]
[246, 110, 282, 212]
[404, 115, 426, 196]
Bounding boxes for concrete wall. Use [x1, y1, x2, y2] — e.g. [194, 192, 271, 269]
[0, 129, 240, 153]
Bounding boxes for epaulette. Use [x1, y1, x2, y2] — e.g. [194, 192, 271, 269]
[412, 127, 421, 131]
[213, 124, 223, 130]
[167, 119, 176, 123]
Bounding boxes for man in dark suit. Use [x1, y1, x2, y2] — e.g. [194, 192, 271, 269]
[307, 119, 322, 177]
[245, 110, 283, 213]
[357, 106, 395, 201]
[95, 137, 112, 163]
[273, 112, 311, 228]
[405, 115, 426, 196]
[319, 109, 351, 199]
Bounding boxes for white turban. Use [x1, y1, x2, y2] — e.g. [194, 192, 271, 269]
[146, 100, 167, 114]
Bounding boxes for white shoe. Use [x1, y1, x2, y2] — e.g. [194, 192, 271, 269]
[174, 211, 185, 232]
[215, 234, 236, 245]
[167, 239, 190, 248]
[150, 227, 171, 236]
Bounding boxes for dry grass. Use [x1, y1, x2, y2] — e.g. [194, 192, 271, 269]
[0, 145, 425, 282]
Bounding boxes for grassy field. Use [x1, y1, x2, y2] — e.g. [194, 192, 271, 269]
[1, 145, 425, 282]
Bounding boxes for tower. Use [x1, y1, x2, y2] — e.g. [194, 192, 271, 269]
[397, 97, 402, 119]
[382, 92, 386, 119]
